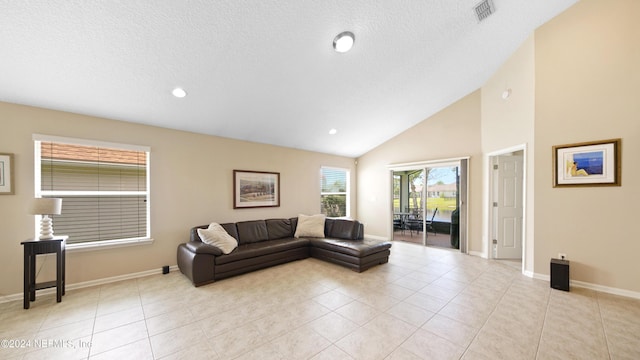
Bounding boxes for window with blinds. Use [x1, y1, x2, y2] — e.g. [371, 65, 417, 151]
[35, 136, 150, 245]
[320, 167, 350, 217]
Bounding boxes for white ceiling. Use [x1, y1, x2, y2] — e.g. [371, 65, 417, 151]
[1, 0, 578, 157]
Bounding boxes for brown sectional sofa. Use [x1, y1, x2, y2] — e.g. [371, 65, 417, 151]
[177, 217, 392, 287]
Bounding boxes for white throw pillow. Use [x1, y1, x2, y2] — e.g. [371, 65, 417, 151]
[197, 223, 238, 254]
[294, 214, 326, 238]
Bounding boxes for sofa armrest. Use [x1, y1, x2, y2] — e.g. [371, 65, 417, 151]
[184, 241, 223, 256]
[177, 243, 216, 287]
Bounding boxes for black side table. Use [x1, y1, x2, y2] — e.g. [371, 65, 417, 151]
[21, 236, 67, 309]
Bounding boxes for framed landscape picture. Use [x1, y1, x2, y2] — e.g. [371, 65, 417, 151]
[0, 153, 14, 195]
[233, 170, 280, 208]
[553, 139, 621, 187]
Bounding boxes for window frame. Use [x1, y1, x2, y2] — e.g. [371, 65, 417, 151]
[320, 166, 350, 218]
[33, 134, 152, 251]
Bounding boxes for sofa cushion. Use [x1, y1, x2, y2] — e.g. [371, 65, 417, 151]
[324, 218, 335, 237]
[309, 238, 392, 257]
[266, 218, 294, 240]
[197, 223, 238, 254]
[215, 238, 310, 265]
[221, 223, 239, 241]
[327, 219, 360, 240]
[294, 214, 326, 238]
[236, 220, 269, 244]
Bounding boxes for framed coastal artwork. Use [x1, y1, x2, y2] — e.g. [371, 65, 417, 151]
[233, 170, 280, 208]
[553, 139, 621, 187]
[0, 153, 14, 195]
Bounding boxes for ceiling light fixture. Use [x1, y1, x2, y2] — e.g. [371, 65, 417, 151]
[333, 31, 355, 53]
[501, 88, 512, 100]
[172, 87, 187, 98]
[329, 128, 338, 135]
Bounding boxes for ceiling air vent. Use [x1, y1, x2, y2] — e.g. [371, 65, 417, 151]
[474, 0, 495, 22]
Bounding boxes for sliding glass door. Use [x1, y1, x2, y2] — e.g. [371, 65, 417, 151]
[392, 170, 424, 244]
[390, 158, 468, 252]
[424, 165, 458, 249]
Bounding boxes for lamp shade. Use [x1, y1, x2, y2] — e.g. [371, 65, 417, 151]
[30, 198, 62, 215]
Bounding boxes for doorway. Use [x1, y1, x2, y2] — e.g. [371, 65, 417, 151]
[392, 169, 425, 245]
[489, 149, 525, 265]
[425, 166, 459, 249]
[390, 158, 469, 252]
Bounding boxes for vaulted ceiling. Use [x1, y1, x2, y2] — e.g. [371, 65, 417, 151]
[1, 0, 578, 157]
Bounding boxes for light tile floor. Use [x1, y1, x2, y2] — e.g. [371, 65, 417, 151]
[1, 241, 639, 359]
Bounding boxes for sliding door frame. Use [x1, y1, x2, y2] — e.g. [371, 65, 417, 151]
[388, 156, 470, 253]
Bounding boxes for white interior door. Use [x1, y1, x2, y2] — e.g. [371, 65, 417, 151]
[494, 154, 523, 259]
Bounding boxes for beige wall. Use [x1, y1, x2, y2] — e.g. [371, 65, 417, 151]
[0, 102, 356, 296]
[356, 91, 484, 253]
[534, 0, 640, 292]
[357, 0, 639, 294]
[480, 35, 536, 272]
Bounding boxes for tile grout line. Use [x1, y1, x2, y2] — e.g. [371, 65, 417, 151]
[399, 262, 461, 358]
[595, 292, 613, 360]
[85, 285, 101, 359]
[400, 263, 475, 359]
[454, 267, 517, 359]
[136, 277, 157, 360]
[535, 285, 554, 360]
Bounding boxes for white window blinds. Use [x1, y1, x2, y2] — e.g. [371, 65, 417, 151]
[35, 136, 150, 245]
[320, 167, 349, 217]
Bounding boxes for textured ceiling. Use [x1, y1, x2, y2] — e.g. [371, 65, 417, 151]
[0, 0, 578, 157]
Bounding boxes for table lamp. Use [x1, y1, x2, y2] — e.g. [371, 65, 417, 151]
[30, 198, 62, 239]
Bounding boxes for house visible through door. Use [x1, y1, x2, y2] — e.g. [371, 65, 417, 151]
[391, 161, 466, 251]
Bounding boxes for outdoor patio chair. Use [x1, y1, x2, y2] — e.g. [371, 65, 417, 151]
[406, 213, 422, 236]
[426, 208, 438, 235]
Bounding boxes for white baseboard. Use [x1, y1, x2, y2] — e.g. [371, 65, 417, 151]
[531, 272, 548, 282]
[530, 272, 640, 300]
[0, 265, 179, 304]
[465, 253, 640, 300]
[468, 250, 487, 258]
[570, 279, 640, 300]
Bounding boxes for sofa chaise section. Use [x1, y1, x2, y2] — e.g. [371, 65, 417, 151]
[309, 238, 391, 272]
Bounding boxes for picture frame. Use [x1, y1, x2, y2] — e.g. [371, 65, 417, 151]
[0, 153, 14, 195]
[233, 170, 280, 208]
[553, 139, 621, 187]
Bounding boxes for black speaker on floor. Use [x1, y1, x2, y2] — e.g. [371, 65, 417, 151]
[550, 258, 570, 291]
[162, 265, 170, 275]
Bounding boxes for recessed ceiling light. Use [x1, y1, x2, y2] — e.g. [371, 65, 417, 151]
[329, 128, 338, 135]
[333, 31, 355, 53]
[172, 87, 187, 98]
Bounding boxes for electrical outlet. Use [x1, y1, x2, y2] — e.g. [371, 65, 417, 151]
[558, 253, 567, 260]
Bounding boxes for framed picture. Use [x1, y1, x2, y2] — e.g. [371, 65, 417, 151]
[233, 170, 280, 208]
[553, 139, 621, 187]
[0, 153, 14, 195]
